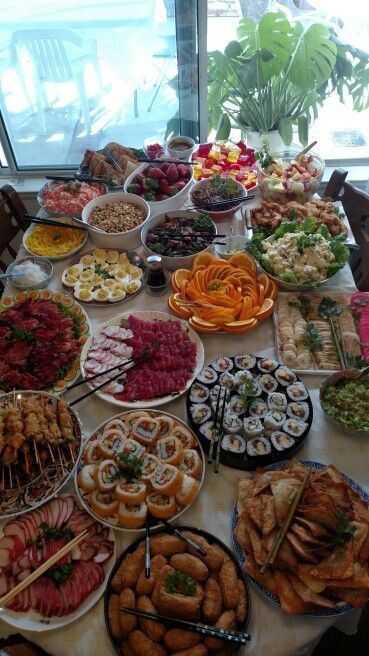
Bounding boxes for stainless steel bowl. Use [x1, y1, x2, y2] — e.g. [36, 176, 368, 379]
[319, 369, 369, 435]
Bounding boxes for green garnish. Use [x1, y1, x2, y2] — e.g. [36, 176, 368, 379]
[332, 510, 356, 546]
[296, 234, 317, 254]
[318, 297, 343, 319]
[255, 139, 273, 169]
[95, 265, 113, 280]
[45, 563, 73, 586]
[192, 212, 214, 231]
[39, 522, 75, 542]
[321, 378, 369, 431]
[211, 174, 239, 199]
[117, 452, 143, 482]
[7, 327, 35, 342]
[165, 571, 196, 596]
[239, 379, 258, 411]
[288, 295, 312, 317]
[303, 322, 322, 354]
[52, 232, 61, 241]
[150, 243, 166, 255]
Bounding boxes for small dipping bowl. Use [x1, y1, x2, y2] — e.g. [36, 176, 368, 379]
[167, 136, 195, 161]
[214, 234, 249, 260]
[6, 256, 53, 290]
[319, 369, 369, 435]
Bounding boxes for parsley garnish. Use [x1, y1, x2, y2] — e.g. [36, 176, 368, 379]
[303, 323, 322, 355]
[255, 140, 273, 169]
[45, 563, 73, 586]
[117, 452, 143, 482]
[318, 297, 343, 319]
[331, 510, 356, 547]
[7, 327, 35, 342]
[95, 265, 113, 280]
[39, 522, 75, 542]
[239, 379, 257, 411]
[165, 571, 196, 596]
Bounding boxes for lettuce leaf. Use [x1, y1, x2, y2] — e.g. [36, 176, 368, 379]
[274, 220, 297, 238]
[299, 216, 318, 233]
[280, 271, 298, 283]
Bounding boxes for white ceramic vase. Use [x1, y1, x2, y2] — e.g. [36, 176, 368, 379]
[246, 130, 286, 151]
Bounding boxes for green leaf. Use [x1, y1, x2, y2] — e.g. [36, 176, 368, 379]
[298, 115, 309, 145]
[237, 12, 293, 79]
[350, 61, 369, 111]
[277, 117, 293, 145]
[224, 40, 243, 60]
[215, 113, 231, 140]
[288, 24, 337, 90]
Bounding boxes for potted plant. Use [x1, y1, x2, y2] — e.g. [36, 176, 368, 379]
[208, 11, 369, 146]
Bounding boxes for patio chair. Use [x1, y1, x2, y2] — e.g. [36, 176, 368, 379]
[0, 184, 28, 293]
[10, 29, 101, 134]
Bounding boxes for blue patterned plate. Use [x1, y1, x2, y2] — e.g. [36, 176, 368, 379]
[231, 459, 369, 617]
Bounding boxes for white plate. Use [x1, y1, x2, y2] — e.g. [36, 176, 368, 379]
[23, 219, 88, 262]
[0, 494, 116, 631]
[80, 310, 204, 408]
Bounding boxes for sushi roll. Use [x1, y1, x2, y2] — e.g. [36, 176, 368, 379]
[179, 449, 202, 478]
[287, 402, 310, 421]
[190, 403, 211, 425]
[234, 369, 253, 386]
[219, 372, 236, 390]
[190, 382, 210, 404]
[140, 454, 161, 482]
[234, 354, 256, 370]
[212, 356, 233, 373]
[115, 481, 147, 504]
[103, 418, 129, 436]
[246, 437, 271, 457]
[259, 374, 278, 394]
[267, 392, 287, 411]
[223, 414, 243, 434]
[84, 439, 102, 464]
[199, 420, 216, 441]
[156, 436, 184, 466]
[197, 367, 218, 385]
[275, 366, 297, 386]
[156, 415, 175, 438]
[249, 399, 268, 417]
[174, 474, 200, 506]
[121, 439, 146, 460]
[271, 431, 295, 451]
[263, 411, 286, 432]
[91, 490, 118, 518]
[243, 417, 263, 437]
[152, 464, 183, 495]
[283, 417, 308, 437]
[258, 358, 278, 373]
[209, 385, 222, 403]
[239, 380, 261, 397]
[172, 425, 195, 449]
[118, 501, 147, 529]
[229, 395, 247, 415]
[287, 382, 309, 401]
[221, 434, 246, 454]
[77, 464, 97, 492]
[95, 459, 120, 492]
[146, 493, 177, 519]
[125, 410, 151, 425]
[98, 430, 126, 458]
[132, 417, 160, 445]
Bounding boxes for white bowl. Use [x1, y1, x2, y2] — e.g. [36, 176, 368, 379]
[81, 192, 150, 249]
[214, 235, 249, 260]
[190, 178, 247, 220]
[141, 210, 217, 271]
[166, 136, 196, 161]
[124, 162, 194, 217]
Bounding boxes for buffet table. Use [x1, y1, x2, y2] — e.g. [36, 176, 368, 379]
[0, 204, 365, 656]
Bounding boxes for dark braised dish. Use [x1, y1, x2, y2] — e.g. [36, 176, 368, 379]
[145, 213, 216, 257]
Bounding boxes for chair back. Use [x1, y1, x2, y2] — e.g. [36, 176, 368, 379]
[0, 185, 27, 292]
[323, 169, 369, 290]
[10, 29, 84, 83]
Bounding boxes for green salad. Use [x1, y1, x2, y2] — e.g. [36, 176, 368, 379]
[247, 217, 349, 286]
[321, 378, 369, 431]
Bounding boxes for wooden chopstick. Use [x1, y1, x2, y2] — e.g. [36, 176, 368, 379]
[260, 471, 310, 574]
[159, 519, 207, 556]
[214, 389, 228, 473]
[0, 530, 88, 607]
[208, 385, 223, 464]
[46, 175, 105, 183]
[138, 158, 194, 165]
[66, 358, 136, 392]
[120, 607, 251, 644]
[24, 215, 87, 232]
[69, 367, 127, 407]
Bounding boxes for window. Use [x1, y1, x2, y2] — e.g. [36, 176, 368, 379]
[0, 0, 200, 172]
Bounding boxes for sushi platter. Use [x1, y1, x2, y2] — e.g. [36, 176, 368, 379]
[187, 354, 313, 470]
[75, 409, 205, 532]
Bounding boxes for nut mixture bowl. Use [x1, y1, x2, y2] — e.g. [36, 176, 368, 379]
[81, 192, 150, 249]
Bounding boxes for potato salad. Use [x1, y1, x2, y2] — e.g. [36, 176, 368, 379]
[263, 232, 334, 284]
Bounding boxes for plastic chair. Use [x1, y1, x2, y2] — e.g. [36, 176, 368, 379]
[10, 29, 101, 134]
[0, 184, 28, 293]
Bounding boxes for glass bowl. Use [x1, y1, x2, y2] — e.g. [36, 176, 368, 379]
[6, 256, 53, 290]
[256, 148, 325, 203]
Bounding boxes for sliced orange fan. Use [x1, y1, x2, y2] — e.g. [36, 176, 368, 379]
[168, 252, 277, 333]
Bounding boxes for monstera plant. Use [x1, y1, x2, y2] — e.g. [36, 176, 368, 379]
[208, 11, 369, 145]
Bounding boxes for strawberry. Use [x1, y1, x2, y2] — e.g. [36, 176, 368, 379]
[159, 178, 169, 192]
[149, 167, 166, 180]
[160, 183, 173, 195]
[177, 163, 189, 178]
[160, 162, 170, 173]
[166, 163, 179, 183]
[176, 180, 187, 190]
[126, 183, 142, 194]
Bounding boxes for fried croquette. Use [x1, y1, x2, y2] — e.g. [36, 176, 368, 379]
[170, 553, 209, 581]
[202, 577, 223, 623]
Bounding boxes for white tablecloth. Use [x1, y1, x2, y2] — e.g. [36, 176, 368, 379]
[0, 201, 364, 656]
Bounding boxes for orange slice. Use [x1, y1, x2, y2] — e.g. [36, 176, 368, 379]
[189, 316, 219, 333]
[171, 269, 191, 292]
[228, 252, 256, 274]
[258, 283, 265, 306]
[223, 318, 258, 334]
[268, 279, 278, 301]
[238, 296, 253, 320]
[167, 296, 191, 319]
[193, 252, 219, 268]
[255, 297, 274, 321]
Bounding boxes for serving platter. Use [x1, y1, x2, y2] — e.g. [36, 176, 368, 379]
[0, 289, 90, 394]
[75, 408, 205, 533]
[23, 217, 88, 262]
[37, 180, 107, 219]
[231, 459, 369, 617]
[0, 493, 116, 631]
[104, 525, 250, 656]
[0, 391, 83, 518]
[187, 354, 313, 470]
[80, 310, 204, 409]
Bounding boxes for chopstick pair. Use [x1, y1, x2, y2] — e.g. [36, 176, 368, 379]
[68, 359, 137, 407]
[120, 607, 250, 645]
[208, 385, 228, 473]
[46, 175, 105, 184]
[24, 214, 87, 232]
[0, 530, 88, 607]
[187, 194, 255, 212]
[144, 518, 207, 578]
[137, 158, 194, 165]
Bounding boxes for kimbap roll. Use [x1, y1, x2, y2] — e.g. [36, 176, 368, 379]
[221, 434, 246, 454]
[219, 372, 236, 390]
[91, 490, 118, 518]
[84, 439, 102, 465]
[259, 374, 278, 393]
[98, 430, 126, 458]
[197, 367, 218, 385]
[179, 449, 202, 478]
[172, 425, 195, 449]
[271, 431, 295, 451]
[190, 403, 211, 425]
[152, 464, 183, 495]
[223, 414, 243, 434]
[212, 356, 233, 372]
[77, 464, 97, 492]
[96, 459, 120, 492]
[258, 358, 278, 373]
[234, 354, 256, 370]
[132, 417, 160, 445]
[263, 411, 286, 432]
[229, 395, 247, 415]
[199, 420, 216, 441]
[234, 369, 253, 386]
[115, 481, 147, 504]
[140, 453, 161, 481]
[156, 436, 184, 465]
[174, 474, 200, 506]
[287, 382, 309, 401]
[118, 501, 147, 528]
[103, 418, 129, 436]
[239, 380, 261, 397]
[287, 402, 310, 421]
[146, 493, 177, 519]
[275, 366, 297, 386]
[190, 382, 210, 404]
[249, 399, 268, 417]
[243, 416, 263, 437]
[283, 417, 308, 437]
[156, 415, 175, 438]
[247, 437, 271, 457]
[267, 392, 287, 411]
[121, 438, 145, 460]
[209, 385, 222, 403]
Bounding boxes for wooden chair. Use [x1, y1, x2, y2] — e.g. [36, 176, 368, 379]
[323, 168, 369, 291]
[0, 184, 28, 293]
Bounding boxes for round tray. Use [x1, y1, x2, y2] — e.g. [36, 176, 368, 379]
[37, 180, 107, 219]
[104, 524, 250, 656]
[0, 391, 83, 518]
[61, 248, 145, 306]
[187, 353, 313, 470]
[80, 310, 204, 409]
[74, 408, 205, 533]
[23, 218, 88, 262]
[231, 459, 368, 617]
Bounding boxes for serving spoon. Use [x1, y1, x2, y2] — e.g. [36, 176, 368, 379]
[295, 140, 317, 159]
